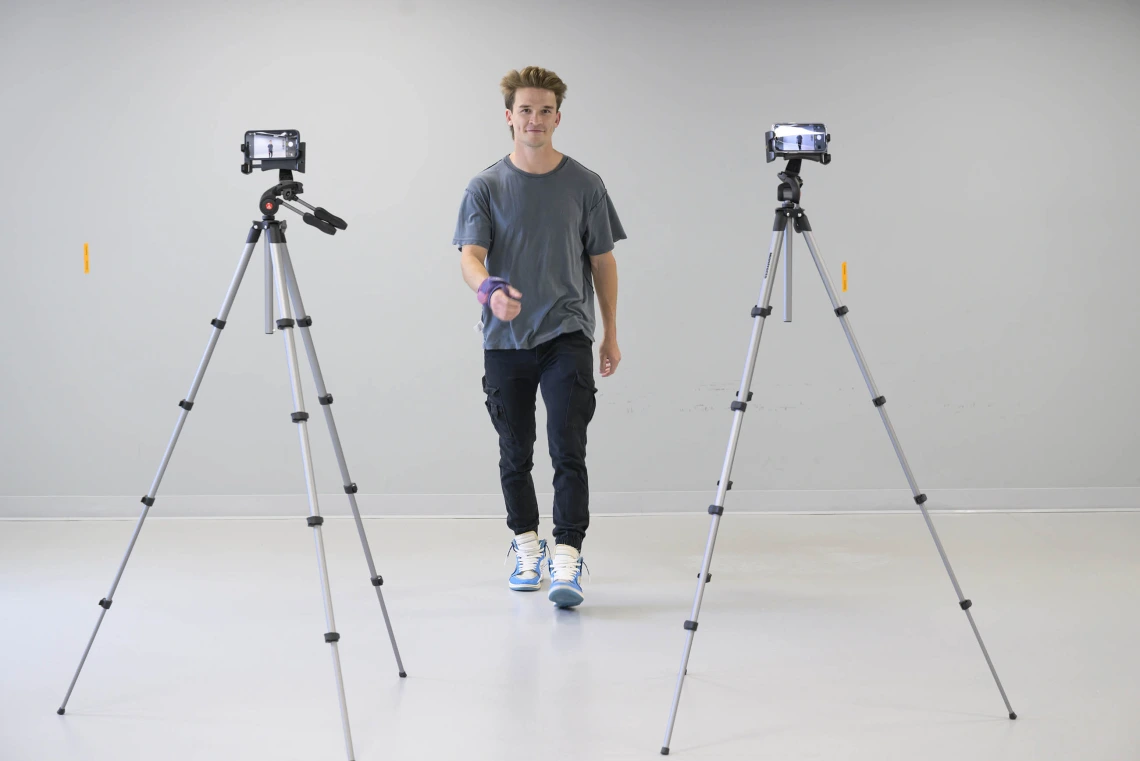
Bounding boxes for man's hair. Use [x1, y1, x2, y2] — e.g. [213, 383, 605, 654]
[500, 66, 567, 138]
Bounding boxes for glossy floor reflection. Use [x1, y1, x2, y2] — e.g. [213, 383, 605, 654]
[2, 511, 1137, 760]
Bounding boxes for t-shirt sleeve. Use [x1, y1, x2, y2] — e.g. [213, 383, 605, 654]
[582, 190, 627, 256]
[452, 185, 492, 250]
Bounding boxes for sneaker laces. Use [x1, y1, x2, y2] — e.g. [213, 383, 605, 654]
[506, 540, 544, 580]
[550, 552, 590, 584]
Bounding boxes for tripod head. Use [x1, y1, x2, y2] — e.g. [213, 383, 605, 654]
[257, 170, 347, 235]
[777, 159, 805, 206]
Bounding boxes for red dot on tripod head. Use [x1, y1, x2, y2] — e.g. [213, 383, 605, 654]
[265, 203, 273, 209]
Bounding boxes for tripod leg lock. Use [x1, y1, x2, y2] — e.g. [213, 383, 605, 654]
[297, 316, 313, 328]
[752, 305, 772, 318]
[708, 505, 724, 516]
[141, 495, 156, 507]
[324, 632, 340, 643]
[276, 318, 296, 329]
[717, 480, 734, 490]
[960, 599, 973, 611]
[914, 494, 928, 505]
[371, 576, 384, 587]
[291, 412, 310, 422]
[307, 516, 324, 527]
[178, 400, 194, 411]
[735, 391, 754, 401]
[731, 401, 748, 412]
[319, 394, 334, 406]
[698, 572, 712, 583]
[873, 396, 886, 407]
[344, 483, 358, 494]
[98, 598, 112, 610]
[683, 620, 699, 631]
[835, 306, 849, 317]
[210, 318, 227, 330]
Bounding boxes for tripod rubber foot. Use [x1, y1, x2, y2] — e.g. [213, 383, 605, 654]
[56, 708, 65, 715]
[1009, 712, 1017, 720]
[661, 747, 670, 755]
[399, 671, 407, 678]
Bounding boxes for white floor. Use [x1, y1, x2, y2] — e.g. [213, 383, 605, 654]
[1, 511, 1137, 761]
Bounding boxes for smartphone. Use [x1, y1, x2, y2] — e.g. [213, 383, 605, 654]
[246, 130, 301, 159]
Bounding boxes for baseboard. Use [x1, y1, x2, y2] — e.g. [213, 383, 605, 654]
[1, 487, 1137, 519]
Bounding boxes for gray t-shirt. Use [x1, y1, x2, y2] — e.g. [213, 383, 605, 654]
[452, 154, 626, 350]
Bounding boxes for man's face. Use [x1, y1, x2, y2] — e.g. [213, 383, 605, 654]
[507, 87, 560, 147]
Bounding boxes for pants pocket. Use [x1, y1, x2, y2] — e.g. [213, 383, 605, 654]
[567, 371, 597, 430]
[482, 374, 514, 440]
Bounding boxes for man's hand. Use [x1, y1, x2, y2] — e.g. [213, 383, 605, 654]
[490, 286, 523, 321]
[599, 335, 621, 377]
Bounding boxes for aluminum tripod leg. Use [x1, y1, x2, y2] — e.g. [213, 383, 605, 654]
[783, 213, 793, 322]
[277, 245, 407, 678]
[660, 219, 787, 755]
[268, 231, 357, 761]
[797, 215, 1016, 719]
[57, 225, 263, 715]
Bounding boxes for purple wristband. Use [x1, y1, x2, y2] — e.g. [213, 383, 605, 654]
[477, 276, 512, 306]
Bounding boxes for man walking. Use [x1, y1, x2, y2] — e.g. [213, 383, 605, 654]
[453, 66, 625, 608]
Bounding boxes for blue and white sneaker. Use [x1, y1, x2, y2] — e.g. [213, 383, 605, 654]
[507, 532, 548, 591]
[547, 544, 587, 608]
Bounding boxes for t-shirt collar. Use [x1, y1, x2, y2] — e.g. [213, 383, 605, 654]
[504, 153, 569, 178]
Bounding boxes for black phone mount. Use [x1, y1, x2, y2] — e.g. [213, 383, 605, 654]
[765, 129, 831, 165]
[242, 136, 306, 174]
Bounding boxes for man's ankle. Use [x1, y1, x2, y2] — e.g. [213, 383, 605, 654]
[515, 530, 540, 543]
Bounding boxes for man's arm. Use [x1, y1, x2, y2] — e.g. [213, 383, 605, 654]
[461, 244, 522, 321]
[591, 251, 618, 338]
[590, 251, 621, 376]
[460, 244, 491, 292]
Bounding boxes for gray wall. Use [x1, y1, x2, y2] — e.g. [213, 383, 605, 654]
[2, 0, 1138, 518]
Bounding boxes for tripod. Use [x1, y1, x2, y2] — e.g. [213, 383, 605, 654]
[56, 170, 406, 761]
[659, 159, 1015, 755]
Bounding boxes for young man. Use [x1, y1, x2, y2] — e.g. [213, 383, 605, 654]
[453, 66, 625, 609]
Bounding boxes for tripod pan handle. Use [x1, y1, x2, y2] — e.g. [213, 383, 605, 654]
[314, 207, 347, 230]
[304, 213, 337, 235]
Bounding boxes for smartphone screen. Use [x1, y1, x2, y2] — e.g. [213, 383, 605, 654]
[248, 131, 300, 160]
